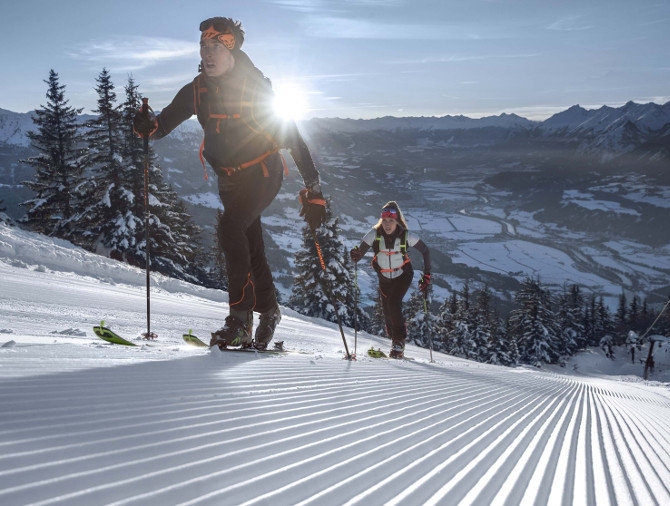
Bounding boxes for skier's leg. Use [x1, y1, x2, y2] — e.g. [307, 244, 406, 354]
[247, 217, 276, 314]
[218, 159, 283, 313]
[385, 270, 413, 355]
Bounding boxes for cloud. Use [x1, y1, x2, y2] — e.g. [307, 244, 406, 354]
[388, 52, 540, 66]
[266, 0, 405, 14]
[69, 36, 197, 70]
[547, 16, 594, 32]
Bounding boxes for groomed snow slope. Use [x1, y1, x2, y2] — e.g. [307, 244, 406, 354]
[0, 224, 669, 505]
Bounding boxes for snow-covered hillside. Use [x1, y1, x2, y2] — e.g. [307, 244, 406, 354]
[0, 223, 669, 505]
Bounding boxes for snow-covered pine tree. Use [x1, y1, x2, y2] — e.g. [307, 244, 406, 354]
[659, 295, 670, 335]
[78, 68, 131, 255]
[404, 290, 439, 349]
[509, 277, 561, 367]
[614, 293, 627, 343]
[470, 285, 494, 362]
[485, 314, 515, 366]
[434, 292, 458, 352]
[209, 210, 229, 290]
[594, 296, 613, 346]
[20, 69, 86, 242]
[555, 284, 586, 358]
[290, 201, 356, 326]
[445, 281, 477, 359]
[348, 245, 371, 332]
[367, 291, 386, 337]
[123, 78, 208, 283]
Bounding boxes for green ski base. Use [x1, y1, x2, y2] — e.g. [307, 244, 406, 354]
[93, 323, 137, 346]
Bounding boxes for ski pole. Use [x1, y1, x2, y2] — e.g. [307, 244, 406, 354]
[423, 291, 434, 363]
[353, 251, 358, 356]
[311, 228, 354, 360]
[139, 97, 157, 340]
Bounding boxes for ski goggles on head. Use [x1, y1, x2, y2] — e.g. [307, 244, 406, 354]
[381, 207, 398, 219]
[200, 24, 236, 50]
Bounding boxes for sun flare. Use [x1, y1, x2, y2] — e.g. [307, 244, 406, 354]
[273, 83, 309, 121]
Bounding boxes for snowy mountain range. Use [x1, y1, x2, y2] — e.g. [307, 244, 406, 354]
[1, 101, 669, 310]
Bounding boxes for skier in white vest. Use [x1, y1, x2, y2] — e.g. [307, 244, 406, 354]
[350, 201, 431, 358]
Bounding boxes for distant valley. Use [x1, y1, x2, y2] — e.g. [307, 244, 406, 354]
[1, 101, 669, 310]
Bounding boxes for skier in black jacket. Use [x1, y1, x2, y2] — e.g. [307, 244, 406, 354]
[134, 17, 326, 350]
[350, 201, 431, 358]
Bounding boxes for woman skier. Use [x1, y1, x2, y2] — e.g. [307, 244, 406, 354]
[350, 201, 431, 358]
[133, 17, 326, 350]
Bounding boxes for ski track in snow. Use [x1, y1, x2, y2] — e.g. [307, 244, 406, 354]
[1, 352, 669, 505]
[1, 225, 670, 505]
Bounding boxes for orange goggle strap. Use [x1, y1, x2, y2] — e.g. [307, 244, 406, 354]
[201, 24, 236, 51]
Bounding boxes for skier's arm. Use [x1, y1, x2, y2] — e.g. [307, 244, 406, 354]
[412, 239, 431, 274]
[279, 120, 320, 190]
[152, 83, 196, 140]
[350, 230, 375, 262]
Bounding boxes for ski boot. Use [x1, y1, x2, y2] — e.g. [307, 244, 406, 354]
[389, 342, 405, 359]
[210, 308, 253, 349]
[254, 304, 281, 350]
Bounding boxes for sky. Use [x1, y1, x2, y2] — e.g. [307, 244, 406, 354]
[2, 0, 669, 120]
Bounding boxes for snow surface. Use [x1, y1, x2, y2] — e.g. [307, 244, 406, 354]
[0, 223, 669, 505]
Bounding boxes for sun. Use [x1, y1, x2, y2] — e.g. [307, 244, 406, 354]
[273, 82, 309, 121]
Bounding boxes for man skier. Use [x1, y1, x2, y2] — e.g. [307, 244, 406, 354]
[134, 17, 326, 349]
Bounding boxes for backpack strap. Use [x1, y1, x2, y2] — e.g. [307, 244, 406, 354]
[371, 228, 411, 273]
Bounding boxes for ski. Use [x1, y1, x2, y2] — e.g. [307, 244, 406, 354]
[366, 346, 414, 361]
[182, 331, 306, 355]
[93, 322, 137, 346]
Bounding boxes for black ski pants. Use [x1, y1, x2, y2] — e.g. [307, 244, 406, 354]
[217, 153, 283, 314]
[378, 267, 413, 346]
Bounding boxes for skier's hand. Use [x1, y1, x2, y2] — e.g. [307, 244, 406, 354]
[299, 187, 326, 230]
[350, 247, 363, 263]
[418, 273, 431, 293]
[133, 110, 157, 138]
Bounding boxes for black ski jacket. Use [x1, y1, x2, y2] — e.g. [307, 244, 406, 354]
[152, 51, 319, 186]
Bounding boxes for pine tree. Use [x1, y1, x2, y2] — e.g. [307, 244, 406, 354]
[404, 290, 439, 349]
[509, 277, 560, 366]
[614, 293, 627, 343]
[367, 291, 386, 337]
[290, 202, 356, 325]
[123, 78, 208, 283]
[20, 69, 86, 241]
[594, 296, 613, 345]
[555, 284, 586, 358]
[445, 282, 477, 359]
[209, 210, 229, 290]
[486, 313, 515, 366]
[628, 295, 640, 333]
[471, 285, 494, 362]
[434, 294, 457, 352]
[78, 73, 208, 283]
[79, 68, 129, 254]
[349, 245, 370, 332]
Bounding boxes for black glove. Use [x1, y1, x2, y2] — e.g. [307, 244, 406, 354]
[133, 109, 157, 138]
[418, 273, 431, 293]
[299, 188, 326, 230]
[350, 247, 363, 263]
